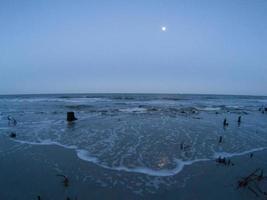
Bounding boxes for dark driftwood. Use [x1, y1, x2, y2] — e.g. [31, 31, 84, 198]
[219, 136, 223, 143]
[216, 156, 234, 166]
[9, 132, 16, 138]
[223, 118, 228, 127]
[57, 174, 69, 187]
[67, 112, 77, 122]
[238, 116, 241, 123]
[237, 168, 267, 197]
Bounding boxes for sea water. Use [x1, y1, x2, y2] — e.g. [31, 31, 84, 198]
[0, 94, 267, 178]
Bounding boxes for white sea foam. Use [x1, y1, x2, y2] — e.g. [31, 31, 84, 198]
[12, 138, 267, 177]
[197, 107, 221, 111]
[13, 138, 205, 176]
[14, 139, 77, 150]
[110, 159, 209, 177]
[213, 147, 267, 158]
[76, 149, 209, 176]
[226, 105, 241, 109]
[119, 107, 147, 113]
[76, 149, 99, 163]
[61, 97, 109, 103]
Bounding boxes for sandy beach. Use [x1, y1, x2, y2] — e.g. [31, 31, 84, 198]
[1, 135, 266, 200]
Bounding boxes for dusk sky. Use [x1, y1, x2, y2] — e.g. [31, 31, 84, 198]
[0, 0, 266, 95]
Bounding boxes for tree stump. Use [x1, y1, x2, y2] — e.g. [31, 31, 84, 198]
[67, 112, 77, 122]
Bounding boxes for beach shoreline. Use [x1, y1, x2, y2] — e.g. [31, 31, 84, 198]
[1, 136, 267, 200]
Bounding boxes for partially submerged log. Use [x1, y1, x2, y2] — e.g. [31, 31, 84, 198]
[67, 112, 77, 122]
[219, 136, 223, 143]
[259, 107, 267, 113]
[180, 142, 191, 151]
[238, 116, 241, 123]
[9, 132, 16, 138]
[216, 156, 234, 166]
[223, 118, 229, 127]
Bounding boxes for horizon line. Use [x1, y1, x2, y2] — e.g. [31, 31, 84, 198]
[0, 92, 266, 97]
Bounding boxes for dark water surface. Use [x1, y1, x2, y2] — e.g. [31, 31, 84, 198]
[0, 94, 267, 199]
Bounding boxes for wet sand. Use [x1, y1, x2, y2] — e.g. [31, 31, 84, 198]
[0, 136, 266, 200]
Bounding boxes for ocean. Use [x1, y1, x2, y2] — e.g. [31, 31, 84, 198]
[0, 93, 267, 199]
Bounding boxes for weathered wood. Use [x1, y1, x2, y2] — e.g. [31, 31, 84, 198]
[67, 112, 77, 122]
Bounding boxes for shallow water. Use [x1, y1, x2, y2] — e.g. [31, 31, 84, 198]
[1, 94, 267, 178]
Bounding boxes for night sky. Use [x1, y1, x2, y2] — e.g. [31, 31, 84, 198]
[0, 0, 266, 95]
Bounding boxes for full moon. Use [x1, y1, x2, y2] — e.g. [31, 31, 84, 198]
[161, 26, 167, 32]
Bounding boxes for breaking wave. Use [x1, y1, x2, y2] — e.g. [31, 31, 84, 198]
[12, 139, 267, 177]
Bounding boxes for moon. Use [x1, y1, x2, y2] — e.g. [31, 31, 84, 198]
[161, 26, 167, 32]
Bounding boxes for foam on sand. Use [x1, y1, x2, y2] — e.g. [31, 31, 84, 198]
[12, 138, 267, 177]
